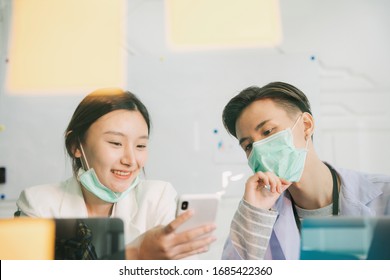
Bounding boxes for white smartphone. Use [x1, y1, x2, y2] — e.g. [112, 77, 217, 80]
[175, 193, 220, 233]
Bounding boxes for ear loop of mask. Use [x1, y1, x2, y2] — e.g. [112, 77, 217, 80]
[292, 114, 310, 150]
[291, 114, 302, 131]
[78, 140, 90, 171]
[304, 135, 310, 150]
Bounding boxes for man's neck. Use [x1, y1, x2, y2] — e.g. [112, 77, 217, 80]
[289, 159, 335, 210]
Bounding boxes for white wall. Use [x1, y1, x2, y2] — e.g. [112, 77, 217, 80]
[279, 0, 390, 175]
[1, 0, 390, 259]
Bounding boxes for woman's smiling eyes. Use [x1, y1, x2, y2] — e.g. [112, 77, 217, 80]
[109, 141, 122, 146]
[136, 144, 147, 149]
[108, 140, 148, 150]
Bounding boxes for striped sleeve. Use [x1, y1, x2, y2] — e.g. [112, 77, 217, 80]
[229, 199, 277, 260]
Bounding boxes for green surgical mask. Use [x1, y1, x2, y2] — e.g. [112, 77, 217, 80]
[77, 142, 139, 203]
[248, 116, 308, 182]
[77, 168, 139, 203]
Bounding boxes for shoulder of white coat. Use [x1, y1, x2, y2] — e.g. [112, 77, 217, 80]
[336, 165, 390, 186]
[21, 177, 76, 197]
[16, 177, 76, 215]
[18, 182, 62, 200]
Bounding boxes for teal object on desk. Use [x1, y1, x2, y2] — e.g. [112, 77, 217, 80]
[300, 216, 390, 260]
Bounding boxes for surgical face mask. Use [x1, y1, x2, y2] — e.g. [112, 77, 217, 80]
[247, 116, 309, 182]
[77, 168, 139, 203]
[77, 142, 139, 203]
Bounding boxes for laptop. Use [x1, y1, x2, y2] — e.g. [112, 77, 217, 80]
[300, 216, 390, 260]
[54, 218, 125, 260]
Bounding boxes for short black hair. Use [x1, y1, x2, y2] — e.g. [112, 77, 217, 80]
[222, 81, 312, 138]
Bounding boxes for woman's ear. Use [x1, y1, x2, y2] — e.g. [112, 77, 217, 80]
[74, 149, 81, 158]
[72, 144, 82, 158]
[302, 112, 314, 139]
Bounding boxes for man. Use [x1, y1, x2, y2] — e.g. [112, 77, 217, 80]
[221, 81, 390, 259]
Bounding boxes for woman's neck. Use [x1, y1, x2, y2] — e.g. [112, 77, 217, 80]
[288, 158, 336, 210]
[81, 186, 114, 217]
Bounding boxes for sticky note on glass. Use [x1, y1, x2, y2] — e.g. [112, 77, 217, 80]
[6, 0, 126, 95]
[165, 0, 282, 50]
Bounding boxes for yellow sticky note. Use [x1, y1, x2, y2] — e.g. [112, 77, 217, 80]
[166, 0, 282, 50]
[6, 0, 126, 95]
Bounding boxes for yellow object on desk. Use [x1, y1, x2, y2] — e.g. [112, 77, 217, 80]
[0, 218, 55, 260]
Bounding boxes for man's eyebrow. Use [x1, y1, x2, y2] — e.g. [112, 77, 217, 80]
[254, 119, 270, 132]
[238, 119, 270, 145]
[239, 136, 249, 146]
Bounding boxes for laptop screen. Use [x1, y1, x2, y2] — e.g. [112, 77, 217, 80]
[54, 217, 125, 260]
[300, 216, 390, 260]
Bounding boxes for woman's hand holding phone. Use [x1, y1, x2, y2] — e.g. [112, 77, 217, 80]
[125, 210, 216, 260]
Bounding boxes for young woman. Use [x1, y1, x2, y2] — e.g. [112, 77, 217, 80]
[221, 81, 390, 260]
[16, 88, 215, 259]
